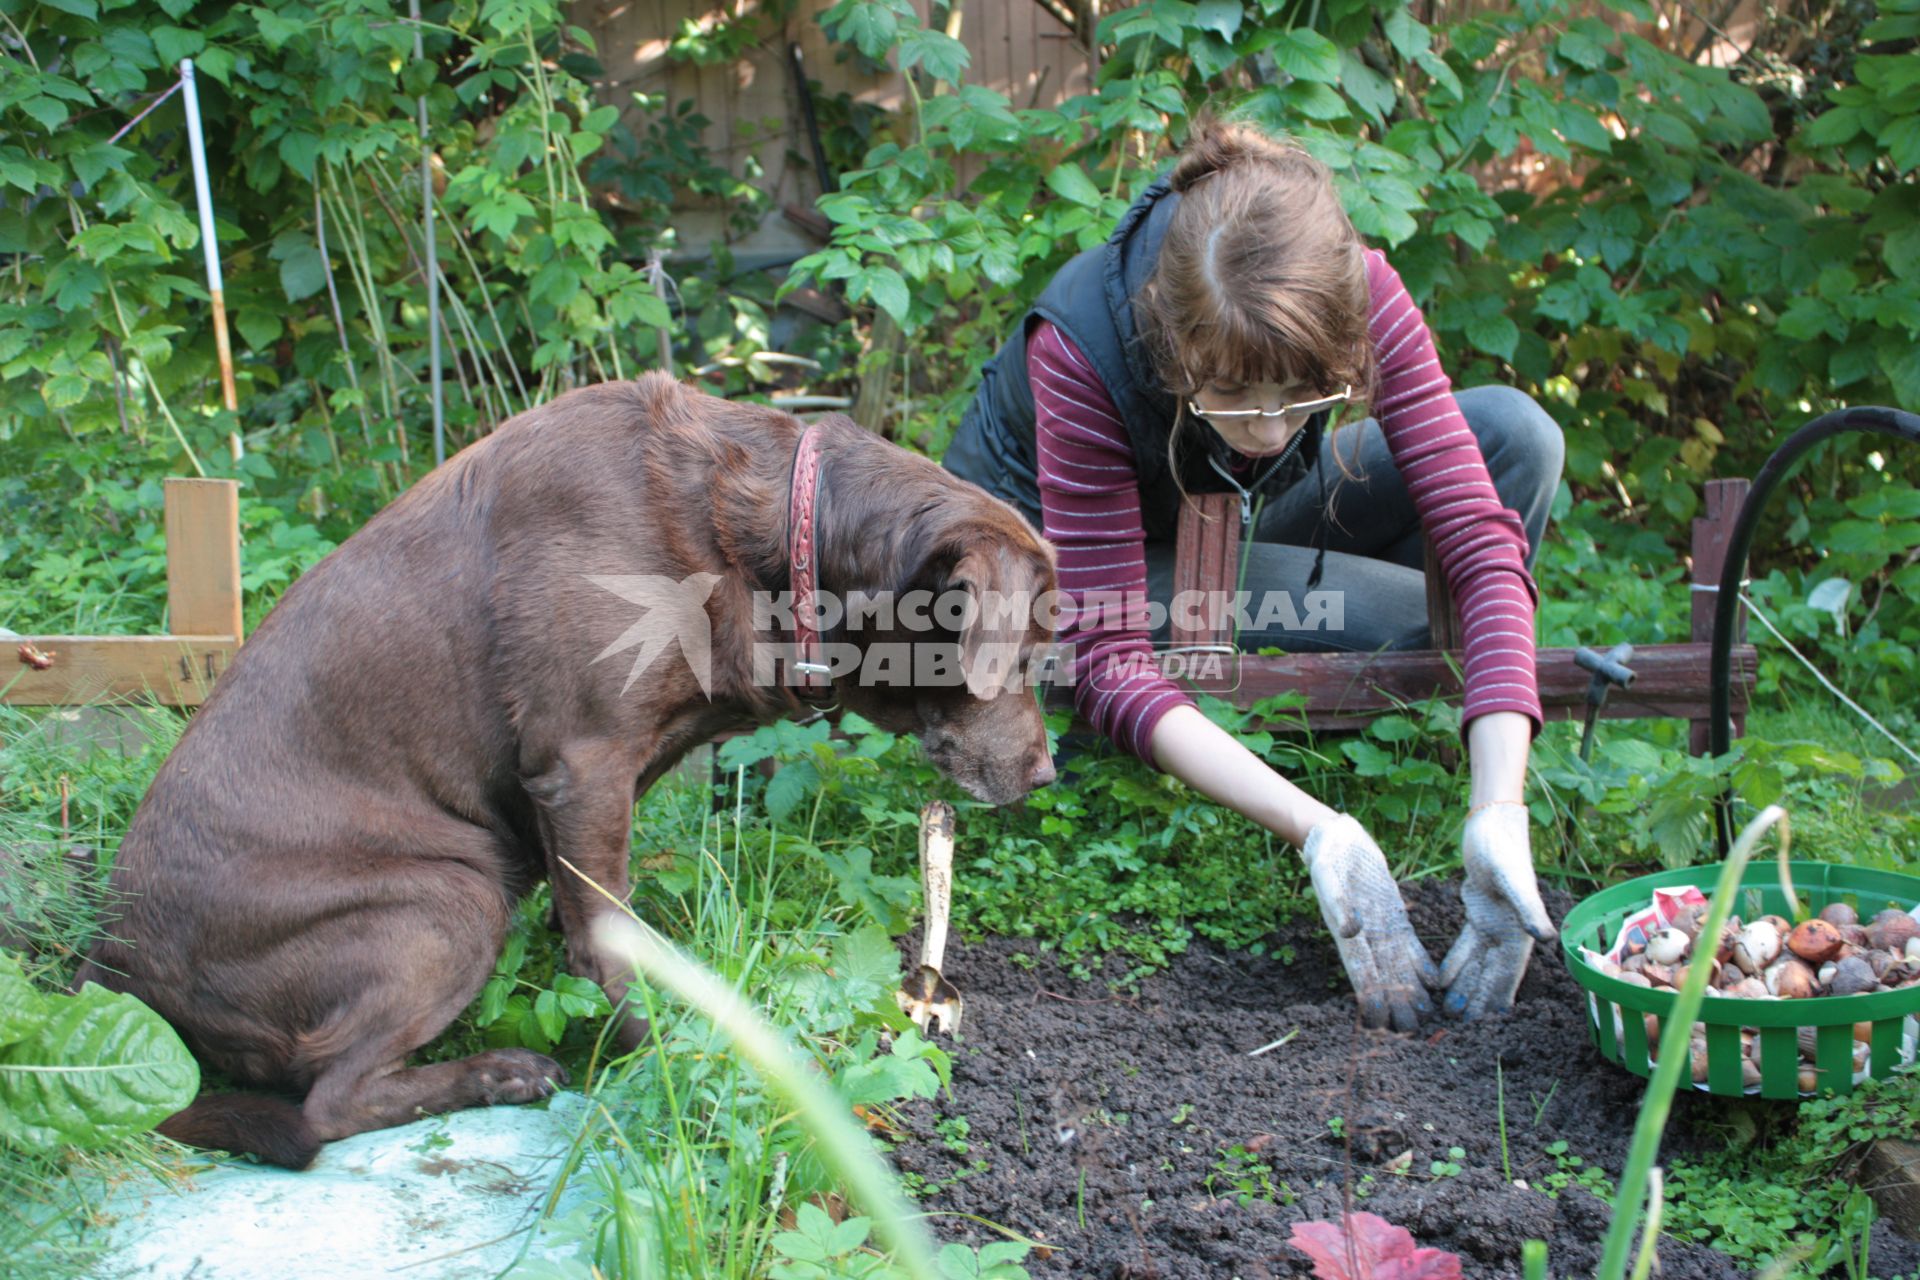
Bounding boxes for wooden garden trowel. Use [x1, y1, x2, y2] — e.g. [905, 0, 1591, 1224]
[895, 800, 963, 1036]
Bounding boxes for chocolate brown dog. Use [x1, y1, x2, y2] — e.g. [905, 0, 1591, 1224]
[74, 374, 1058, 1169]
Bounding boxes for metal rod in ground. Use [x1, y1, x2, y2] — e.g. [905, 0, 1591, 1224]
[646, 249, 672, 375]
[178, 59, 242, 463]
[409, 0, 444, 467]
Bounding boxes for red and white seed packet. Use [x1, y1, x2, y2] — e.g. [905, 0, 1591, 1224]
[1602, 885, 1709, 964]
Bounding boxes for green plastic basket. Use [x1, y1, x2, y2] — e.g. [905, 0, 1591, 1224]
[1562, 860, 1920, 1100]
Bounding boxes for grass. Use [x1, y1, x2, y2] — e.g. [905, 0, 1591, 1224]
[0, 703, 192, 1280]
[1497, 1057, 1512, 1185]
[3, 519, 1919, 1277]
[0, 701, 979, 1280]
[0, 1146, 108, 1280]
[582, 910, 940, 1280]
[4, 669, 1916, 1277]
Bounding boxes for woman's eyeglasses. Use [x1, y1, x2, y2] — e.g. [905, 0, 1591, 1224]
[1187, 384, 1355, 422]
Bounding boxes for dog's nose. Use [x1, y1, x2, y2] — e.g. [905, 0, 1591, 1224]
[1028, 753, 1056, 791]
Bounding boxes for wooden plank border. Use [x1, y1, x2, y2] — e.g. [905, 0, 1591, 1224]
[1166, 486, 1755, 738]
[6, 478, 241, 708]
[1221, 642, 1756, 731]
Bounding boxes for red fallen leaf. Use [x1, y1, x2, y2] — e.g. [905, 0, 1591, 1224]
[1288, 1212, 1464, 1280]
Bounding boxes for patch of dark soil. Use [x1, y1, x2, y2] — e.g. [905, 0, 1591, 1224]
[889, 882, 1920, 1279]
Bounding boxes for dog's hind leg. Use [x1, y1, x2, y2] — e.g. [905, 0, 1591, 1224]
[303, 1047, 568, 1143]
[296, 880, 567, 1145]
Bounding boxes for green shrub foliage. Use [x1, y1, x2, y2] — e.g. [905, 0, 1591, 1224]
[3, 0, 1918, 691]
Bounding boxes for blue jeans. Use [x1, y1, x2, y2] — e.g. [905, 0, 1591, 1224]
[1142, 384, 1565, 654]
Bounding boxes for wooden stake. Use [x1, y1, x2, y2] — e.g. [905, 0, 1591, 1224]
[165, 477, 243, 642]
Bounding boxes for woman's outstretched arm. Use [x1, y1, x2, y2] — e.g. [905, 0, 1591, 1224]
[1148, 703, 1334, 844]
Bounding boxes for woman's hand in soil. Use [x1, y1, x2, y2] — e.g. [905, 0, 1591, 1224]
[1301, 815, 1441, 1032]
[1439, 804, 1557, 1019]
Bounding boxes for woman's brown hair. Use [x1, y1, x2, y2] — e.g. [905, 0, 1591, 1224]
[1135, 116, 1377, 483]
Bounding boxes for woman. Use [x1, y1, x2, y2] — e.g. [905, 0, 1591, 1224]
[944, 119, 1564, 1031]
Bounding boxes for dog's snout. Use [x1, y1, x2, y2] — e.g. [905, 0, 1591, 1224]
[1028, 753, 1056, 791]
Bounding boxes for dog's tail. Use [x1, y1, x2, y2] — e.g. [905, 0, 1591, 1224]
[157, 1092, 320, 1170]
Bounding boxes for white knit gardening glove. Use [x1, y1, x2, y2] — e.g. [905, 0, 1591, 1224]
[1440, 804, 1558, 1020]
[1302, 815, 1441, 1032]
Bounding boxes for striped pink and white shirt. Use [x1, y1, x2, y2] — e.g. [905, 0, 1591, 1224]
[1033, 249, 1543, 764]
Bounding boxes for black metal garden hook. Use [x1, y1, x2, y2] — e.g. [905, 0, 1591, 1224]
[1575, 642, 1636, 763]
[1709, 404, 1920, 854]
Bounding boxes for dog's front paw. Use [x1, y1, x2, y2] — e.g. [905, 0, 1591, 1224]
[472, 1048, 569, 1105]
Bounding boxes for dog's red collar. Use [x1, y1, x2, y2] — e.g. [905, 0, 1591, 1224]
[786, 424, 832, 701]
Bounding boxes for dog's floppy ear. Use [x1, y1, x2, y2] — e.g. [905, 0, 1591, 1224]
[944, 547, 1033, 701]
